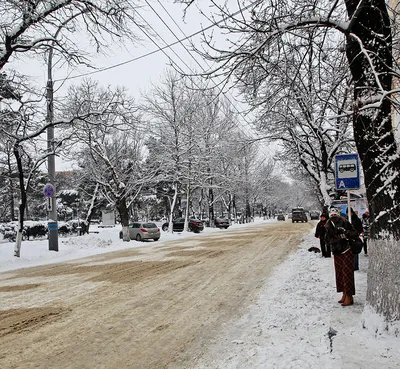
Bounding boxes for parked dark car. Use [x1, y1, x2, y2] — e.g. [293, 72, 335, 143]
[309, 211, 320, 220]
[214, 217, 230, 229]
[292, 208, 308, 223]
[277, 214, 285, 221]
[119, 222, 160, 241]
[162, 217, 204, 233]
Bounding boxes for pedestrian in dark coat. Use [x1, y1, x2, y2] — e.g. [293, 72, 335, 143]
[315, 213, 330, 257]
[325, 207, 359, 306]
[347, 207, 363, 271]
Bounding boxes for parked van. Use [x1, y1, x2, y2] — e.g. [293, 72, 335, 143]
[292, 208, 308, 223]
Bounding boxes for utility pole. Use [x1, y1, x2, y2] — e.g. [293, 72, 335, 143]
[46, 45, 58, 251]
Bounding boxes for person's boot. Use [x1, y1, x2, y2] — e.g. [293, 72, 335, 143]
[338, 293, 345, 303]
[341, 295, 353, 306]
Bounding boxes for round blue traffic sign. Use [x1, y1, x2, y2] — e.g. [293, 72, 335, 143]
[43, 183, 55, 197]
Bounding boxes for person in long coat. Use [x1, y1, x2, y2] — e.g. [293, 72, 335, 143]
[325, 207, 359, 306]
[315, 213, 330, 257]
[347, 207, 363, 271]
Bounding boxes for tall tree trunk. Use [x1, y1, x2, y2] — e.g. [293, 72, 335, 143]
[184, 181, 190, 232]
[209, 184, 214, 227]
[85, 183, 99, 234]
[169, 183, 179, 233]
[13, 143, 26, 257]
[232, 195, 237, 223]
[9, 177, 15, 221]
[345, 0, 400, 322]
[117, 197, 130, 242]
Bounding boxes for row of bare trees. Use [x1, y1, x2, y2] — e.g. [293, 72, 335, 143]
[0, 0, 147, 255]
[0, 67, 280, 244]
[176, 0, 400, 329]
[61, 74, 278, 240]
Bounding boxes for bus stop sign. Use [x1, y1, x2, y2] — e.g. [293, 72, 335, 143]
[335, 153, 360, 190]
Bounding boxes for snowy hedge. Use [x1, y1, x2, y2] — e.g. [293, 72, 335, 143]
[0, 220, 89, 242]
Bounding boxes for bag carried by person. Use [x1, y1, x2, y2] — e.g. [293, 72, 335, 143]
[349, 237, 363, 254]
[331, 238, 349, 255]
[328, 217, 356, 255]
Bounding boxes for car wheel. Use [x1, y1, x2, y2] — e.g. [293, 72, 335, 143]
[224, 226, 229, 229]
[136, 234, 142, 241]
[154, 238, 159, 241]
[292, 220, 294, 223]
[162, 225, 168, 232]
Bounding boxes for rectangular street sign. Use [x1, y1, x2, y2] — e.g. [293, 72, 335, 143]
[335, 153, 360, 190]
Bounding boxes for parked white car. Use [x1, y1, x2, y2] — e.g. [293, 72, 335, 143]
[119, 222, 160, 241]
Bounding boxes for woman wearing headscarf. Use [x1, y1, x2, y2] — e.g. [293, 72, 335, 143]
[325, 207, 359, 306]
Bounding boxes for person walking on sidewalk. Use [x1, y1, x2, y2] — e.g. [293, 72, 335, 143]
[325, 207, 359, 307]
[315, 213, 330, 257]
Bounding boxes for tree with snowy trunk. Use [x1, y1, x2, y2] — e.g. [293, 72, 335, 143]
[64, 80, 148, 242]
[1, 76, 132, 255]
[0, 73, 20, 222]
[176, 0, 400, 327]
[143, 72, 202, 233]
[0, 0, 145, 253]
[253, 30, 355, 205]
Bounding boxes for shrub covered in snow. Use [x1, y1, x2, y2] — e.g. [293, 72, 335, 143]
[0, 222, 18, 242]
[0, 219, 89, 241]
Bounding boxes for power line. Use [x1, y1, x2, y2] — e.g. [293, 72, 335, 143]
[54, 29, 203, 83]
[54, 0, 259, 83]
[149, 0, 273, 158]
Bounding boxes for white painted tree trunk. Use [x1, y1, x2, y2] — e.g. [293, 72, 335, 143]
[319, 172, 332, 206]
[169, 184, 178, 233]
[183, 182, 191, 232]
[13, 229, 23, 257]
[122, 225, 130, 242]
[366, 239, 400, 327]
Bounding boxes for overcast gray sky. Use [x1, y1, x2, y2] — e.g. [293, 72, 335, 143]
[5, 0, 275, 170]
[8, 1, 244, 100]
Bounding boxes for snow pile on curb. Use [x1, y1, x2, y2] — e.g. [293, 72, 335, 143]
[61, 234, 113, 249]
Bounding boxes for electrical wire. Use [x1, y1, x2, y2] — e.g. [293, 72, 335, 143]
[148, 0, 274, 158]
[54, 0, 261, 83]
[133, 4, 259, 145]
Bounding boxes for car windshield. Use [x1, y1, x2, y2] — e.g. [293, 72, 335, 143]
[143, 223, 157, 228]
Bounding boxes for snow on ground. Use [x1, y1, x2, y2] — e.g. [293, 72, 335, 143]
[0, 218, 399, 369]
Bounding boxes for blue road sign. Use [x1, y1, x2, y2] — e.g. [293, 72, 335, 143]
[335, 153, 360, 190]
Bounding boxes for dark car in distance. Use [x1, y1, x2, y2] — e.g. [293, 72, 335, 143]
[214, 217, 230, 229]
[309, 211, 320, 220]
[277, 214, 285, 221]
[162, 217, 204, 233]
[292, 208, 308, 223]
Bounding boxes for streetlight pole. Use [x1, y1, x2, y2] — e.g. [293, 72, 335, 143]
[46, 45, 58, 251]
